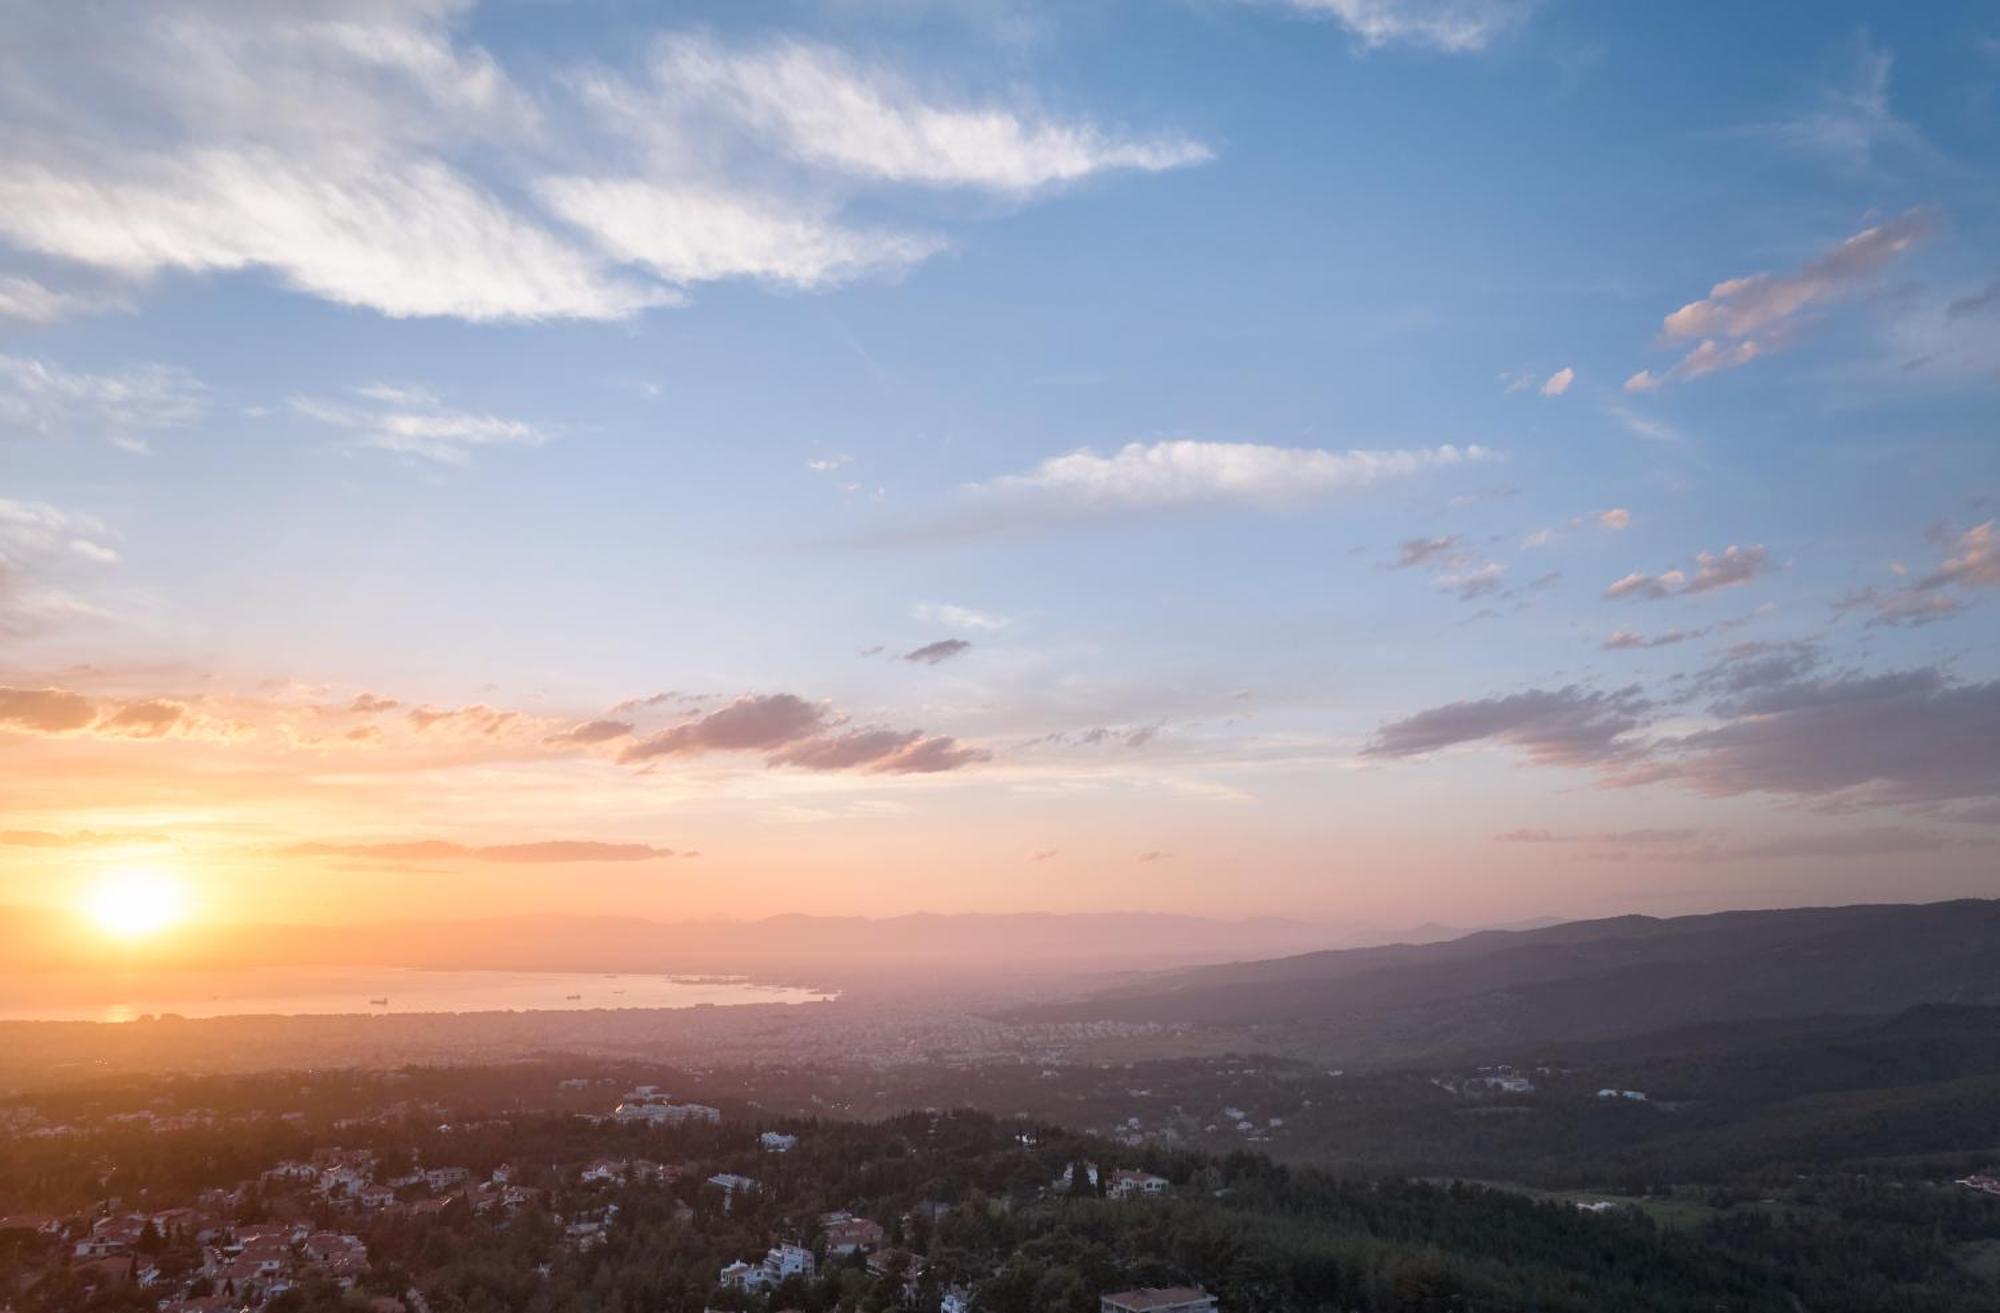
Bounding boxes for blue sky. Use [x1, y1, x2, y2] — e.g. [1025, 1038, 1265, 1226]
[1, 0, 1997, 929]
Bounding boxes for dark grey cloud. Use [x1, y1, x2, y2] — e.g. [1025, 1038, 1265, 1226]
[1681, 641, 1821, 703]
[545, 718, 634, 746]
[620, 693, 828, 763]
[616, 692, 987, 774]
[1391, 535, 1467, 569]
[1947, 280, 2000, 318]
[1833, 585, 1961, 628]
[1831, 521, 1994, 629]
[1363, 684, 1651, 766]
[903, 638, 972, 664]
[767, 727, 925, 770]
[1665, 667, 2000, 806]
[1493, 827, 1698, 845]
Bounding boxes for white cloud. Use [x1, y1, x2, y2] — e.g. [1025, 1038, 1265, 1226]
[0, 4, 1204, 322]
[1736, 34, 1943, 175]
[0, 275, 121, 325]
[0, 354, 207, 449]
[646, 35, 1211, 192]
[1264, 0, 1536, 52]
[293, 385, 549, 464]
[538, 177, 939, 290]
[1539, 366, 1574, 396]
[970, 439, 1490, 514]
[915, 602, 1011, 632]
[0, 498, 120, 632]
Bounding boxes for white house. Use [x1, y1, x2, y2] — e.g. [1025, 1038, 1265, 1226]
[1107, 1170, 1169, 1199]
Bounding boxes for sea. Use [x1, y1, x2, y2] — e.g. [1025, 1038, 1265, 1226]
[0, 967, 836, 1023]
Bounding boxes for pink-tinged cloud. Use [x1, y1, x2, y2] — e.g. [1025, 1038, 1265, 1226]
[0, 685, 97, 733]
[1630, 210, 1929, 388]
[1606, 545, 1769, 600]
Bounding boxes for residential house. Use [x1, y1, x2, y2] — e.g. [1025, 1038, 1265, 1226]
[822, 1215, 885, 1255]
[1101, 1288, 1219, 1313]
[1107, 1170, 1169, 1200]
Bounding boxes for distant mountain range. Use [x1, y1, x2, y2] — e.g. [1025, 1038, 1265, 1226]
[0, 907, 1396, 981]
[1011, 899, 2000, 1061]
[0, 905, 1594, 982]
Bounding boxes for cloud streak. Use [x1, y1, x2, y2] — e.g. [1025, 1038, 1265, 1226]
[1626, 211, 1929, 389]
[0, 5, 1206, 321]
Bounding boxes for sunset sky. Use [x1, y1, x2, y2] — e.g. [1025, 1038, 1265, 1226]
[1, 0, 1997, 934]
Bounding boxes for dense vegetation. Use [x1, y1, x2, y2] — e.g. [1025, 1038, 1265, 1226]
[3, 1057, 1999, 1313]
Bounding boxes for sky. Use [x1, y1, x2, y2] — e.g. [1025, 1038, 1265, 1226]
[1, 0, 1997, 934]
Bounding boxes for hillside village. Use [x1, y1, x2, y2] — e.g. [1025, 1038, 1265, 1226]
[0, 1077, 1234, 1313]
[3, 1058, 1998, 1313]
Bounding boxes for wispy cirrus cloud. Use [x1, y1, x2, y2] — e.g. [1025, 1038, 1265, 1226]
[0, 498, 122, 633]
[0, 275, 124, 326]
[292, 384, 549, 464]
[285, 838, 679, 864]
[914, 602, 1010, 632]
[1734, 34, 1944, 175]
[1257, 0, 1538, 53]
[0, 4, 1206, 322]
[1625, 211, 1929, 390]
[0, 354, 207, 451]
[642, 35, 1211, 193]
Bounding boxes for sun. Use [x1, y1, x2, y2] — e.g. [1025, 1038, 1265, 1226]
[82, 867, 188, 941]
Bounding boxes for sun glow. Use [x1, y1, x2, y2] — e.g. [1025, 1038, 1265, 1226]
[82, 868, 188, 941]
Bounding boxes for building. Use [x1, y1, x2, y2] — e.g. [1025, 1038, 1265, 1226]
[1101, 1289, 1218, 1313]
[614, 1101, 720, 1125]
[764, 1243, 815, 1282]
[580, 1159, 628, 1184]
[706, 1173, 759, 1212]
[1107, 1170, 1169, 1199]
[866, 1247, 926, 1294]
[760, 1130, 799, 1152]
[822, 1215, 885, 1255]
[720, 1244, 814, 1292]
